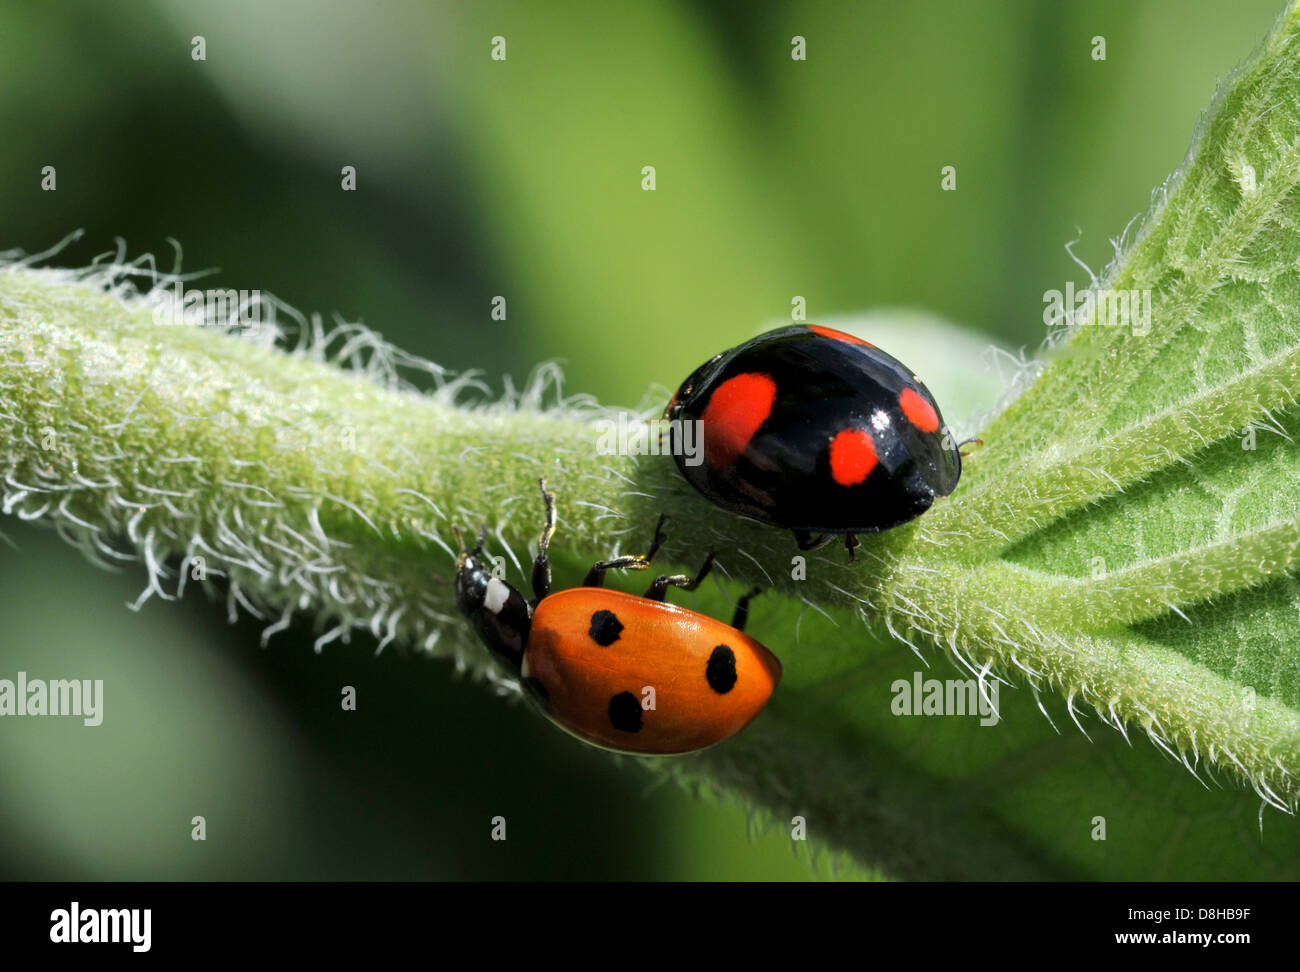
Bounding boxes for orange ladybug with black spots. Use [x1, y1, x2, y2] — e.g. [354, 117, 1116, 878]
[454, 482, 781, 755]
[665, 324, 963, 557]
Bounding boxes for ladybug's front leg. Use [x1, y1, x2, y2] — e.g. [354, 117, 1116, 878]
[582, 513, 669, 587]
[644, 552, 717, 601]
[530, 478, 558, 603]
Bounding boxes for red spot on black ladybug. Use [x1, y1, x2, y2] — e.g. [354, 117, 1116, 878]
[706, 645, 737, 694]
[899, 387, 940, 433]
[828, 428, 878, 486]
[666, 325, 963, 541]
[588, 610, 624, 646]
[807, 324, 874, 347]
[701, 372, 777, 468]
[608, 691, 643, 733]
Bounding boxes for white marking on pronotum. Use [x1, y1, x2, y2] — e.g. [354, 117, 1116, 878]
[485, 578, 511, 615]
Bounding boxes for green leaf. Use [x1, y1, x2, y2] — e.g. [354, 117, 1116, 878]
[6, 0, 1300, 880]
[909, 0, 1300, 806]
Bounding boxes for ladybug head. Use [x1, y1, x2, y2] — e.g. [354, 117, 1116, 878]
[452, 525, 492, 616]
[452, 526, 530, 672]
[664, 350, 726, 420]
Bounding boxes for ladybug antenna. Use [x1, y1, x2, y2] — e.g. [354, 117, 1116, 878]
[453, 524, 488, 560]
[451, 525, 486, 568]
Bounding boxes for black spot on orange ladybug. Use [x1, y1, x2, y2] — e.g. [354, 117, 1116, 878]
[608, 692, 643, 733]
[588, 610, 624, 646]
[666, 324, 964, 557]
[705, 645, 737, 694]
[453, 481, 782, 755]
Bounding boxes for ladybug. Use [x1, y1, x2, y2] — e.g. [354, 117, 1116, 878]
[665, 324, 963, 557]
[453, 480, 782, 755]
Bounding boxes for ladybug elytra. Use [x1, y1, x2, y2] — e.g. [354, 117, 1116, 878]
[665, 324, 962, 556]
[453, 481, 782, 755]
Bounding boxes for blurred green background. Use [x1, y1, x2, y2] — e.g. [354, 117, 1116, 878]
[0, 0, 1287, 879]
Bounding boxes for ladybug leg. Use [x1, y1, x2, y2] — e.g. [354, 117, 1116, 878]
[958, 436, 984, 458]
[844, 533, 860, 562]
[793, 530, 833, 552]
[731, 586, 763, 631]
[644, 552, 716, 601]
[530, 478, 558, 602]
[583, 513, 669, 587]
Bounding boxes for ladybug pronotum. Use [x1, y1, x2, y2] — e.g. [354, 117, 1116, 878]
[665, 324, 963, 556]
[453, 481, 782, 755]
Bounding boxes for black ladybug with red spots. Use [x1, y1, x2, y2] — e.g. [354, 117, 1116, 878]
[665, 324, 964, 557]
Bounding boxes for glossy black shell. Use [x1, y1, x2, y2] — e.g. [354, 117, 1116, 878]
[665, 325, 961, 535]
